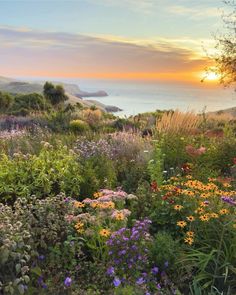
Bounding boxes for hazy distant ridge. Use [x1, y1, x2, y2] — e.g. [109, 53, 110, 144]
[0, 76, 121, 113]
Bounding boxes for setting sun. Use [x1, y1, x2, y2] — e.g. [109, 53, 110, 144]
[205, 71, 220, 81]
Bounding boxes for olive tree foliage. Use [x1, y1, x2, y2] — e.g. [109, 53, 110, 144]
[43, 82, 68, 106]
[212, 0, 236, 88]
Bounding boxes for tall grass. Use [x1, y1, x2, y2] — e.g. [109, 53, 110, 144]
[156, 110, 202, 134]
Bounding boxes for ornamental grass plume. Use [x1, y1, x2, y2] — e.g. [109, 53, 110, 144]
[156, 110, 202, 135]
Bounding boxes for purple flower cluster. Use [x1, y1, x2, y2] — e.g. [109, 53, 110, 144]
[106, 219, 162, 292]
[38, 276, 47, 289]
[221, 196, 236, 206]
[75, 138, 114, 159]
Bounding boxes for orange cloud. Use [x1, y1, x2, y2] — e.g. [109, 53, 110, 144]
[0, 27, 211, 83]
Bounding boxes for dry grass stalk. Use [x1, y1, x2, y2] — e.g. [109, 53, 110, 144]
[156, 110, 202, 134]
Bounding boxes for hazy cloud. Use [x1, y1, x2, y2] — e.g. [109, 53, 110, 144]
[0, 26, 208, 77]
[167, 5, 221, 19]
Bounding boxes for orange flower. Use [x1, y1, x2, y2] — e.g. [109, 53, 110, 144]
[99, 229, 111, 237]
[186, 231, 194, 237]
[114, 212, 125, 221]
[97, 201, 115, 209]
[199, 201, 208, 207]
[174, 204, 183, 211]
[177, 221, 187, 228]
[187, 216, 195, 222]
[219, 209, 229, 215]
[184, 237, 194, 245]
[74, 201, 85, 208]
[211, 213, 219, 219]
[74, 221, 84, 234]
[93, 192, 103, 198]
[199, 214, 210, 222]
[195, 207, 204, 214]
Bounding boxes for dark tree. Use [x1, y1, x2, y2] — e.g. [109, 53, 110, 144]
[0, 91, 14, 112]
[211, 1, 236, 88]
[43, 82, 68, 105]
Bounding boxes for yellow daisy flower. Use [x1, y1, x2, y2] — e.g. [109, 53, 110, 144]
[99, 229, 111, 237]
[219, 209, 229, 215]
[177, 221, 187, 228]
[93, 192, 103, 198]
[211, 213, 219, 219]
[74, 221, 84, 234]
[186, 216, 195, 222]
[184, 237, 194, 245]
[174, 204, 184, 211]
[74, 201, 85, 208]
[195, 207, 204, 214]
[114, 212, 125, 221]
[199, 214, 210, 222]
[186, 231, 194, 237]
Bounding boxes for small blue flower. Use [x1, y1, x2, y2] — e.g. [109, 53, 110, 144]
[157, 283, 161, 290]
[38, 255, 45, 261]
[152, 266, 159, 274]
[113, 277, 121, 287]
[107, 266, 115, 276]
[164, 261, 169, 268]
[136, 277, 145, 285]
[64, 277, 72, 287]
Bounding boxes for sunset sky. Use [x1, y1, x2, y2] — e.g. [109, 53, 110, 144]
[0, 0, 226, 82]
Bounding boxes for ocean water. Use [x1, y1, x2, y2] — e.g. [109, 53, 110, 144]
[26, 76, 235, 117]
[70, 79, 235, 117]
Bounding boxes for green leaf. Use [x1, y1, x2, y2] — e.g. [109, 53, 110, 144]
[15, 263, 21, 274]
[18, 284, 25, 295]
[31, 266, 42, 276]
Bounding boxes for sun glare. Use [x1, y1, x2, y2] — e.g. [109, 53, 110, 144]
[205, 71, 219, 81]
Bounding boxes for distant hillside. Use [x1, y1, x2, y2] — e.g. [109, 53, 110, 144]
[0, 78, 83, 95]
[0, 76, 108, 97]
[66, 93, 122, 112]
[0, 76, 120, 113]
[208, 107, 236, 118]
[0, 76, 14, 84]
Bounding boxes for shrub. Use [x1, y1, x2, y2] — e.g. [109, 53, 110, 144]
[69, 119, 90, 133]
[0, 194, 84, 294]
[149, 232, 180, 270]
[79, 155, 117, 197]
[82, 109, 103, 128]
[0, 203, 31, 295]
[0, 91, 14, 112]
[10, 93, 50, 115]
[44, 110, 73, 132]
[109, 132, 153, 192]
[0, 143, 82, 203]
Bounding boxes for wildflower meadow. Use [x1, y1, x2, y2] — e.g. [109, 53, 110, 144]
[0, 108, 236, 295]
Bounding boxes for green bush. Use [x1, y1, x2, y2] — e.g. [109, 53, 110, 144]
[0, 91, 14, 112]
[150, 232, 180, 270]
[69, 119, 90, 134]
[0, 143, 82, 203]
[0, 203, 31, 295]
[79, 155, 117, 197]
[0, 194, 84, 294]
[10, 93, 50, 115]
